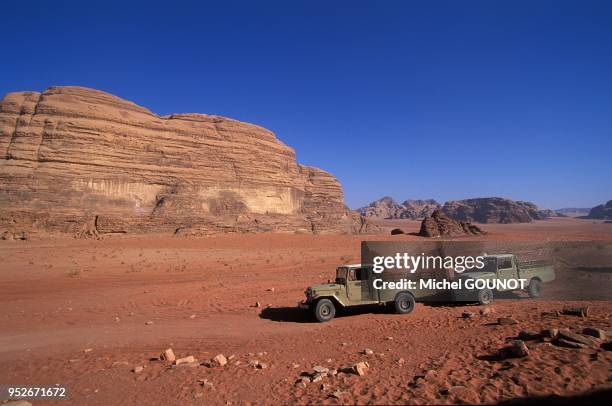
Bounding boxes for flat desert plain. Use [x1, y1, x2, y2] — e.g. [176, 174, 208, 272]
[1, 218, 611, 405]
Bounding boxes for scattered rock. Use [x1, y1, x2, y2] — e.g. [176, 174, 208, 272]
[557, 338, 587, 349]
[313, 365, 329, 374]
[390, 228, 405, 235]
[352, 361, 369, 376]
[311, 373, 324, 383]
[211, 354, 228, 367]
[330, 390, 347, 399]
[160, 348, 176, 362]
[362, 348, 374, 355]
[266, 288, 275, 292]
[498, 317, 519, 325]
[504, 340, 529, 358]
[248, 360, 267, 369]
[518, 330, 542, 341]
[397, 358, 405, 365]
[198, 379, 214, 389]
[541, 328, 559, 339]
[145, 320, 154, 325]
[83, 348, 93, 353]
[480, 307, 495, 316]
[557, 329, 599, 348]
[583, 327, 606, 340]
[562, 306, 589, 317]
[462, 311, 475, 318]
[189, 314, 196, 319]
[255, 302, 261, 308]
[133, 366, 144, 373]
[175, 356, 196, 365]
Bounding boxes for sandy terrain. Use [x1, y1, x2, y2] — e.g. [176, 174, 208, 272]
[1, 218, 611, 405]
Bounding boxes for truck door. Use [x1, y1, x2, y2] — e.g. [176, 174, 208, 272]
[347, 268, 372, 302]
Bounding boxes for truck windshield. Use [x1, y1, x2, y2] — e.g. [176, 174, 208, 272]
[336, 267, 348, 284]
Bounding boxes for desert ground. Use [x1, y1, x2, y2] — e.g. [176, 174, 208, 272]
[1, 218, 611, 405]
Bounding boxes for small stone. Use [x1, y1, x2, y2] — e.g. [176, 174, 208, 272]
[353, 361, 369, 376]
[160, 348, 176, 362]
[498, 317, 519, 325]
[320, 383, 328, 390]
[175, 356, 196, 365]
[327, 368, 337, 376]
[255, 302, 261, 308]
[480, 307, 495, 316]
[189, 314, 196, 319]
[313, 365, 329, 374]
[292, 363, 300, 368]
[583, 327, 606, 340]
[518, 330, 541, 341]
[84, 348, 93, 353]
[331, 390, 346, 399]
[557, 338, 586, 348]
[362, 348, 374, 355]
[558, 329, 599, 348]
[145, 320, 154, 325]
[503, 340, 529, 358]
[424, 370, 438, 381]
[198, 379, 214, 389]
[267, 288, 275, 292]
[311, 373, 324, 383]
[397, 358, 405, 365]
[114, 317, 121, 322]
[541, 328, 559, 339]
[212, 354, 228, 367]
[133, 366, 144, 373]
[462, 311, 475, 318]
[386, 336, 394, 340]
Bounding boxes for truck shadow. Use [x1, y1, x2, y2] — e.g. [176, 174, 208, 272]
[259, 305, 390, 323]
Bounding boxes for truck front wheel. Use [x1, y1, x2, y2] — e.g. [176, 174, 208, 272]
[527, 279, 541, 298]
[314, 298, 336, 322]
[394, 292, 415, 314]
[478, 288, 493, 305]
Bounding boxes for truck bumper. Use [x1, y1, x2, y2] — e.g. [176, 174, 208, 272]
[298, 301, 310, 310]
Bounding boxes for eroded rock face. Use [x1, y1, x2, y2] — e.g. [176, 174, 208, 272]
[358, 197, 439, 219]
[419, 210, 486, 237]
[0, 86, 368, 235]
[442, 197, 540, 224]
[587, 200, 612, 220]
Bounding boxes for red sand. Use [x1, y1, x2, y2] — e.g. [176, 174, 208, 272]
[1, 218, 611, 404]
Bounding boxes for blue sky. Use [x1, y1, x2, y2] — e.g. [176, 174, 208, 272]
[1, 0, 610, 209]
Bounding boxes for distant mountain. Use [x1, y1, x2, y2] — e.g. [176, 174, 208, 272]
[556, 207, 591, 216]
[537, 209, 567, 218]
[586, 200, 612, 220]
[441, 197, 542, 224]
[358, 197, 440, 220]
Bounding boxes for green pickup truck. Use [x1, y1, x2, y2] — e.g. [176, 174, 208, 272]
[453, 254, 556, 304]
[298, 263, 437, 322]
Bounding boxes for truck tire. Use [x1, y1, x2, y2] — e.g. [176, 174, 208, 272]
[314, 298, 336, 322]
[394, 292, 415, 314]
[478, 288, 493, 305]
[527, 278, 541, 298]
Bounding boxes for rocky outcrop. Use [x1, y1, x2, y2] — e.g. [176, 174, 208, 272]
[358, 197, 439, 219]
[442, 197, 541, 224]
[419, 210, 486, 237]
[0, 86, 372, 235]
[586, 200, 612, 220]
[537, 209, 566, 218]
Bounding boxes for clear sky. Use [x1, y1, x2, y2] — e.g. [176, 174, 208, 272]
[1, 0, 610, 210]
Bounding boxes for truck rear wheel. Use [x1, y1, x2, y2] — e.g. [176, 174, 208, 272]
[314, 298, 336, 322]
[394, 292, 415, 314]
[527, 279, 541, 298]
[478, 288, 493, 305]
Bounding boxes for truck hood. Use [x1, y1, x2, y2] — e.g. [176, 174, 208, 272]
[456, 272, 497, 280]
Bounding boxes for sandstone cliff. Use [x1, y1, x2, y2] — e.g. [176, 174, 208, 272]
[0, 86, 370, 236]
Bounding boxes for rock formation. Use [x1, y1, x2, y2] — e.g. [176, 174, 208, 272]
[442, 197, 541, 224]
[0, 86, 372, 236]
[419, 210, 486, 237]
[537, 209, 566, 218]
[358, 197, 439, 219]
[586, 200, 612, 220]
